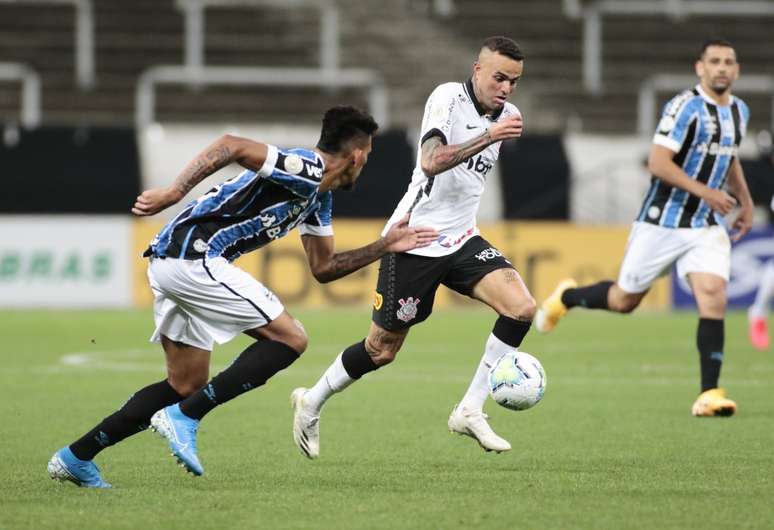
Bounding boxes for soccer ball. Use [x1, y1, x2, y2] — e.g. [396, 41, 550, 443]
[488, 351, 546, 411]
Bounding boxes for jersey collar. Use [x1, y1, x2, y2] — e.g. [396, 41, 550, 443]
[464, 78, 504, 121]
[695, 83, 734, 107]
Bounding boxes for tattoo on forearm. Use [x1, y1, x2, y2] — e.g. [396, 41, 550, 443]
[173, 145, 233, 196]
[319, 238, 388, 282]
[421, 131, 491, 176]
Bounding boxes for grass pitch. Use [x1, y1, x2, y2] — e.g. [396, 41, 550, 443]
[1, 308, 772, 530]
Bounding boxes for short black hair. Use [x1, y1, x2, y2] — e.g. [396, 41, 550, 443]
[316, 105, 378, 154]
[481, 36, 524, 62]
[699, 38, 735, 59]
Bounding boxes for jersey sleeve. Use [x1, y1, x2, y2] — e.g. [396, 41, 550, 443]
[653, 92, 699, 153]
[419, 84, 458, 146]
[299, 191, 333, 237]
[258, 146, 324, 198]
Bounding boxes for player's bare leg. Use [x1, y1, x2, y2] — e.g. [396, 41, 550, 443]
[293, 323, 407, 459]
[447, 268, 535, 453]
[688, 272, 736, 417]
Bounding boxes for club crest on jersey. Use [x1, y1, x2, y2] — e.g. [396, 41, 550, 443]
[373, 291, 383, 311]
[396, 297, 420, 322]
[284, 154, 304, 175]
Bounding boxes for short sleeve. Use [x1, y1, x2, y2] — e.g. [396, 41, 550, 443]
[419, 84, 458, 146]
[299, 191, 333, 237]
[260, 146, 324, 198]
[653, 92, 699, 153]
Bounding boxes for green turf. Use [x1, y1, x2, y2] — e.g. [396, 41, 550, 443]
[1, 308, 772, 530]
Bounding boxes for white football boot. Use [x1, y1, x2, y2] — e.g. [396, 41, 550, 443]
[448, 404, 511, 453]
[291, 388, 320, 459]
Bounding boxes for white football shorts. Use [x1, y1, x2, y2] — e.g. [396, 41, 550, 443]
[147, 256, 285, 351]
[617, 221, 730, 294]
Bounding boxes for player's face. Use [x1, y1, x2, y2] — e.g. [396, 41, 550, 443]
[472, 50, 523, 113]
[696, 45, 739, 96]
[340, 136, 373, 191]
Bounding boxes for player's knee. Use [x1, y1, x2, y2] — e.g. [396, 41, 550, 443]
[168, 375, 207, 397]
[286, 318, 309, 354]
[612, 296, 639, 314]
[501, 295, 537, 321]
[364, 336, 400, 366]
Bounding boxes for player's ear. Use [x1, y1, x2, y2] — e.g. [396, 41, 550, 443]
[351, 148, 365, 167]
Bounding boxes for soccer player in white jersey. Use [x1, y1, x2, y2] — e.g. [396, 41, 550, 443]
[47, 106, 438, 487]
[291, 36, 532, 457]
[536, 40, 754, 417]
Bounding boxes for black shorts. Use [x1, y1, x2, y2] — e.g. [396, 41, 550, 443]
[372, 235, 514, 331]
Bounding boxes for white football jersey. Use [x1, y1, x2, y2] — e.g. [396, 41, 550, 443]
[383, 79, 521, 257]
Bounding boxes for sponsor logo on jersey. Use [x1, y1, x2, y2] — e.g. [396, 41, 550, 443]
[696, 143, 737, 157]
[373, 291, 383, 310]
[474, 247, 503, 262]
[305, 163, 322, 179]
[466, 124, 479, 130]
[284, 154, 304, 175]
[464, 154, 493, 176]
[437, 228, 474, 248]
[396, 297, 420, 322]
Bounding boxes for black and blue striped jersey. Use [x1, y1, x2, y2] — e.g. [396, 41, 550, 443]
[636, 84, 749, 228]
[147, 145, 332, 261]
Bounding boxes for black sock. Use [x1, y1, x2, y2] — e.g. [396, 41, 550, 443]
[697, 318, 724, 392]
[180, 340, 300, 420]
[341, 340, 379, 379]
[561, 280, 614, 309]
[492, 315, 531, 348]
[69, 380, 183, 461]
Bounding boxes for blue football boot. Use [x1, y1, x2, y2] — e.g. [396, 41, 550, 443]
[47, 447, 112, 488]
[150, 404, 203, 476]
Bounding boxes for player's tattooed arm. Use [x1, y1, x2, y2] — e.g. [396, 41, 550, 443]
[301, 215, 439, 283]
[132, 135, 268, 216]
[420, 133, 491, 177]
[420, 113, 523, 177]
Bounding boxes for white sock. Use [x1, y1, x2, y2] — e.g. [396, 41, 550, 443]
[304, 353, 355, 414]
[459, 333, 515, 411]
[750, 260, 774, 319]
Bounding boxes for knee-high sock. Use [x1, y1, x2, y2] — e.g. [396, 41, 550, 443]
[459, 316, 531, 411]
[561, 281, 614, 310]
[304, 340, 378, 414]
[69, 380, 183, 461]
[180, 340, 299, 420]
[697, 318, 724, 392]
[749, 260, 774, 319]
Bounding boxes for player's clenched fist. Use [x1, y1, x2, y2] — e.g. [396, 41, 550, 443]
[488, 113, 523, 142]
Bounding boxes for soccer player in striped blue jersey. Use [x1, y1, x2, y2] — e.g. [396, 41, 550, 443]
[47, 106, 438, 486]
[536, 39, 754, 417]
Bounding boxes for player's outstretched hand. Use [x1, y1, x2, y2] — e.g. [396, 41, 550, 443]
[383, 214, 439, 253]
[488, 113, 523, 142]
[132, 187, 182, 216]
[730, 204, 753, 242]
[702, 188, 737, 216]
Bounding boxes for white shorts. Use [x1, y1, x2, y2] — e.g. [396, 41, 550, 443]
[617, 222, 730, 294]
[147, 257, 284, 351]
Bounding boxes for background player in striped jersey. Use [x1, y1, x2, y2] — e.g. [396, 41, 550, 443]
[536, 39, 753, 417]
[47, 106, 438, 487]
[291, 36, 532, 458]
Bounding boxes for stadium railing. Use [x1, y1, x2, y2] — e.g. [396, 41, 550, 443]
[562, 0, 774, 94]
[135, 0, 389, 129]
[0, 62, 41, 128]
[0, 0, 94, 90]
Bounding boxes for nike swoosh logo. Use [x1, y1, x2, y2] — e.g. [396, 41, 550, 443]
[466, 124, 479, 130]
